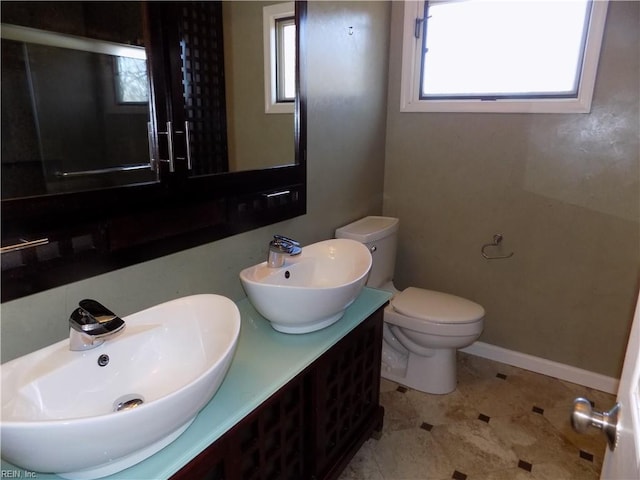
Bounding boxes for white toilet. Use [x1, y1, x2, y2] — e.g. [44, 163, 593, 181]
[335, 216, 485, 394]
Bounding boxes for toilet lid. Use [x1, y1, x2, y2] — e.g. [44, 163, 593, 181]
[392, 287, 485, 324]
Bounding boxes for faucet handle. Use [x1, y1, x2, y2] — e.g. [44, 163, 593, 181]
[270, 235, 302, 256]
[70, 299, 125, 335]
[272, 235, 300, 247]
[79, 299, 118, 324]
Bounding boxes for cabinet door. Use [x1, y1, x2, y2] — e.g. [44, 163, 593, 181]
[172, 306, 385, 480]
[310, 309, 384, 479]
[172, 373, 307, 480]
[146, 1, 228, 179]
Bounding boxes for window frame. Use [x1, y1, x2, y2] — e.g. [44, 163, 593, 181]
[399, 0, 609, 114]
[275, 16, 296, 103]
[263, 2, 295, 114]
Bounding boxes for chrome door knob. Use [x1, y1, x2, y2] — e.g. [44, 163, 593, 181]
[571, 397, 620, 451]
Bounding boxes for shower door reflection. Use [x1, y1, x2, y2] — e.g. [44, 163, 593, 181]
[1, 20, 156, 199]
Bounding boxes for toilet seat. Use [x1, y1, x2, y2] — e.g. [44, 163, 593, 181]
[392, 287, 485, 324]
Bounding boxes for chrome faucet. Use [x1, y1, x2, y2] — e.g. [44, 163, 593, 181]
[69, 299, 125, 351]
[267, 235, 302, 268]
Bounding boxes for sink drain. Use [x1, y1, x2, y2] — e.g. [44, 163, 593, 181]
[113, 394, 144, 412]
[97, 354, 109, 367]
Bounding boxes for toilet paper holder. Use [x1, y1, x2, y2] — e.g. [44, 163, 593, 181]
[481, 234, 514, 260]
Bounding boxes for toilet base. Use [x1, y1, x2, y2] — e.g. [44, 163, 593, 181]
[381, 345, 457, 395]
[407, 348, 457, 394]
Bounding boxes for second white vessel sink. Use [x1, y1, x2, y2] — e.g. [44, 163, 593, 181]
[240, 238, 372, 333]
[1, 294, 241, 479]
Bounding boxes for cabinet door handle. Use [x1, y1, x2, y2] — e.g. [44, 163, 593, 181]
[1, 238, 49, 254]
[166, 121, 175, 173]
[184, 120, 192, 170]
[147, 122, 158, 172]
[157, 121, 175, 172]
[152, 121, 190, 173]
[173, 121, 192, 171]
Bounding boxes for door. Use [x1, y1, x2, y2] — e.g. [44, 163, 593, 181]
[574, 290, 640, 479]
[600, 289, 640, 479]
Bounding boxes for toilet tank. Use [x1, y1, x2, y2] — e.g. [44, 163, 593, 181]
[335, 216, 399, 289]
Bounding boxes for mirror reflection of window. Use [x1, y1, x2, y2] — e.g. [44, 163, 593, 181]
[114, 56, 149, 104]
[275, 17, 296, 102]
[224, 1, 295, 172]
[262, 2, 295, 114]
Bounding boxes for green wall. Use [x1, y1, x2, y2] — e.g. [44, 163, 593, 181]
[383, 0, 639, 377]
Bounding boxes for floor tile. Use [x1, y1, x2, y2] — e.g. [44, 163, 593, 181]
[380, 377, 399, 393]
[336, 439, 385, 480]
[429, 418, 519, 475]
[506, 367, 577, 411]
[341, 353, 610, 480]
[405, 386, 480, 426]
[457, 376, 533, 419]
[379, 388, 421, 431]
[488, 411, 579, 465]
[373, 427, 457, 480]
[530, 458, 600, 480]
[457, 352, 522, 384]
[543, 404, 608, 470]
[471, 466, 536, 479]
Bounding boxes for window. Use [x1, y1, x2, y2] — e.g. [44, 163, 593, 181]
[275, 16, 296, 102]
[400, 0, 609, 113]
[263, 2, 296, 114]
[114, 56, 149, 104]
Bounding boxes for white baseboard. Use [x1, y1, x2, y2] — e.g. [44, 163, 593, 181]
[460, 341, 619, 395]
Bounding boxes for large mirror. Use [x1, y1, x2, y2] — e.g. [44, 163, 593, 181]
[1, 1, 296, 200]
[0, 1, 306, 302]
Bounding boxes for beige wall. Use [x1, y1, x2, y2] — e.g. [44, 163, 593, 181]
[4, 1, 637, 381]
[383, 1, 640, 377]
[223, 1, 294, 171]
[0, 1, 391, 363]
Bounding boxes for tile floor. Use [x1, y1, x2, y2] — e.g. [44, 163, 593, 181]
[339, 352, 616, 480]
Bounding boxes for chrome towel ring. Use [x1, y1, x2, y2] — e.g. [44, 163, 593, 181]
[481, 234, 514, 260]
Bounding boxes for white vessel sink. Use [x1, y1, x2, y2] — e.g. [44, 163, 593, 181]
[240, 238, 372, 333]
[1, 294, 241, 479]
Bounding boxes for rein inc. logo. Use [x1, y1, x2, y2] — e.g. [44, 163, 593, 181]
[1, 470, 37, 478]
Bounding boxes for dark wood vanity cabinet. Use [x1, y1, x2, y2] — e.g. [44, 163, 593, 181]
[309, 307, 385, 480]
[171, 306, 384, 480]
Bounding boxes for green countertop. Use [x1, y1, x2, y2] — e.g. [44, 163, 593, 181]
[1, 287, 391, 480]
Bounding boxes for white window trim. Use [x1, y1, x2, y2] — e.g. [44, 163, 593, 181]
[263, 2, 294, 114]
[399, 0, 609, 114]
